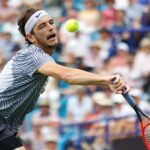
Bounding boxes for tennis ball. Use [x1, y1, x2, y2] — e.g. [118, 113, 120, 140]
[65, 19, 79, 32]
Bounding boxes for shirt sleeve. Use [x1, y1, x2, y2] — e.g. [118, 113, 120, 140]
[26, 47, 55, 77]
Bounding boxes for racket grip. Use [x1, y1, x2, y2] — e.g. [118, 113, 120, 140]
[111, 78, 136, 107]
[122, 93, 137, 107]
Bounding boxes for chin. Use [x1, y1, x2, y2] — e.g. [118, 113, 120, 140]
[48, 39, 58, 45]
[47, 42, 57, 49]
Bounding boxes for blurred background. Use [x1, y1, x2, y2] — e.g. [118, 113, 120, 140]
[0, 0, 150, 149]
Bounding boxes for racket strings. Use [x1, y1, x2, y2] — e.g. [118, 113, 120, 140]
[144, 125, 150, 145]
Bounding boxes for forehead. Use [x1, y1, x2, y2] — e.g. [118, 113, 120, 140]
[34, 15, 53, 27]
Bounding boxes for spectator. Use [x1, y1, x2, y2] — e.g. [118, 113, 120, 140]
[130, 88, 150, 112]
[111, 9, 129, 32]
[32, 98, 60, 137]
[126, 0, 143, 24]
[23, 140, 32, 150]
[0, 51, 6, 72]
[44, 135, 58, 150]
[114, 0, 129, 10]
[132, 38, 150, 77]
[67, 86, 93, 122]
[138, 0, 149, 5]
[22, 123, 45, 150]
[0, 32, 20, 60]
[101, 0, 116, 29]
[59, 8, 78, 50]
[85, 95, 113, 148]
[111, 94, 125, 117]
[62, 31, 91, 66]
[107, 42, 131, 79]
[142, 4, 150, 27]
[143, 73, 150, 94]
[40, 78, 61, 115]
[22, 0, 42, 9]
[0, 0, 19, 23]
[73, 0, 84, 10]
[85, 92, 107, 120]
[77, 0, 101, 34]
[3, 19, 23, 44]
[95, 28, 112, 61]
[96, 97, 113, 120]
[59, 0, 77, 24]
[83, 42, 104, 72]
[110, 94, 135, 139]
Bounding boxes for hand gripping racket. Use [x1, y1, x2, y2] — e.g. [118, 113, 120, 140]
[122, 93, 150, 150]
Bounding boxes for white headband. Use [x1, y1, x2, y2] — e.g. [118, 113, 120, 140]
[25, 10, 49, 35]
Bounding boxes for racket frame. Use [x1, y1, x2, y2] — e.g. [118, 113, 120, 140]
[122, 93, 150, 150]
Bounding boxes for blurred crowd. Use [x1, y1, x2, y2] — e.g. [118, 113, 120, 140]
[0, 0, 150, 150]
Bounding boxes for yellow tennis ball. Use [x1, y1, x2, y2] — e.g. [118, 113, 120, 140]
[65, 19, 79, 32]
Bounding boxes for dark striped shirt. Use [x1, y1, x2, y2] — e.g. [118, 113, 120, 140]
[0, 44, 54, 131]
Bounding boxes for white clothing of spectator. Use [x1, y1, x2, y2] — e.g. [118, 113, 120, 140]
[77, 0, 101, 33]
[0, 0, 19, 23]
[83, 42, 104, 70]
[111, 94, 127, 118]
[67, 86, 93, 122]
[32, 98, 60, 136]
[114, 0, 129, 10]
[3, 21, 23, 43]
[132, 38, 150, 76]
[126, 0, 144, 22]
[65, 32, 91, 57]
[22, 123, 45, 150]
[8, 0, 22, 8]
[40, 78, 61, 115]
[130, 88, 150, 112]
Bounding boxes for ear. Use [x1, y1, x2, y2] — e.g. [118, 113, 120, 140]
[26, 33, 36, 43]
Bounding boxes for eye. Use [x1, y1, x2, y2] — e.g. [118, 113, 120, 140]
[39, 23, 46, 29]
[49, 20, 54, 25]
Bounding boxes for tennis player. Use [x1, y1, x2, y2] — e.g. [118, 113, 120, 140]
[0, 8, 130, 150]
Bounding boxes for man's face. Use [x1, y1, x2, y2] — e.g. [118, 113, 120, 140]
[32, 15, 58, 52]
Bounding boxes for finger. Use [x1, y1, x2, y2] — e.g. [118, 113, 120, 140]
[113, 89, 123, 94]
[122, 85, 130, 93]
[113, 79, 124, 89]
[114, 80, 125, 91]
[112, 75, 121, 85]
[115, 84, 130, 94]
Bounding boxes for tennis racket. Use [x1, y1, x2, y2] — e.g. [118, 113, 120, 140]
[122, 93, 150, 150]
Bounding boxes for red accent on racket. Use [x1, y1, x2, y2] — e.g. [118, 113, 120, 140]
[122, 93, 150, 150]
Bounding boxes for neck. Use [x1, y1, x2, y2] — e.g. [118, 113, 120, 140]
[43, 47, 54, 55]
[34, 43, 55, 55]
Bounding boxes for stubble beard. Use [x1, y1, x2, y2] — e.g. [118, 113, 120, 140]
[36, 37, 58, 55]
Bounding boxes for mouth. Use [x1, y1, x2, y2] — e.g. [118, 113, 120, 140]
[47, 33, 56, 41]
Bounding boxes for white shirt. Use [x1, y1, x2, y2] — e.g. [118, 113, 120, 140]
[132, 51, 150, 76]
[65, 34, 91, 57]
[67, 95, 93, 121]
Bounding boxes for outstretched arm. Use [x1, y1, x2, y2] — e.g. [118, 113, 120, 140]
[38, 62, 129, 94]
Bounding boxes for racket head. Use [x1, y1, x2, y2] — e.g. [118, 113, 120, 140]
[134, 107, 150, 150]
[141, 121, 150, 150]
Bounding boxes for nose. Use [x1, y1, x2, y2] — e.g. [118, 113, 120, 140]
[47, 23, 53, 31]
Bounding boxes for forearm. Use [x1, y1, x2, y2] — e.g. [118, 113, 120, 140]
[38, 62, 129, 93]
[62, 68, 110, 88]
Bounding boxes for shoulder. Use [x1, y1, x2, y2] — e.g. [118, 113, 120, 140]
[15, 44, 52, 60]
[25, 44, 43, 55]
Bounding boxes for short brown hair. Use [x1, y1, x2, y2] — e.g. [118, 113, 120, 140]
[18, 8, 40, 43]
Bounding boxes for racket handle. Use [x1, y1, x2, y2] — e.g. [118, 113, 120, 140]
[122, 93, 137, 107]
[111, 78, 136, 107]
